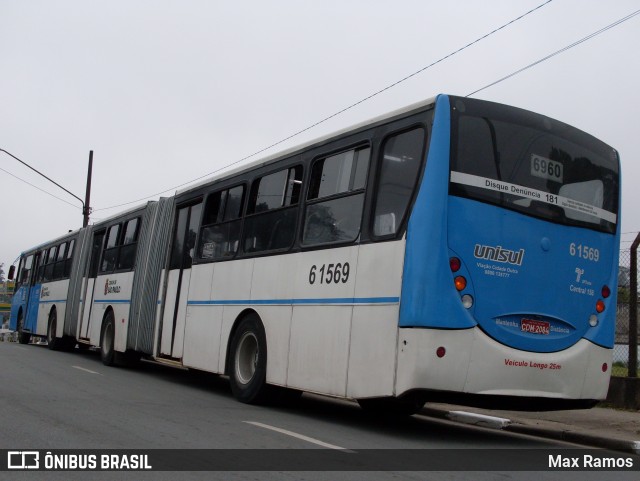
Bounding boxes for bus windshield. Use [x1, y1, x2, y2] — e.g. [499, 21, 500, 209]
[449, 96, 619, 234]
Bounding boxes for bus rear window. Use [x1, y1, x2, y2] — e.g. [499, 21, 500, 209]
[449, 97, 619, 234]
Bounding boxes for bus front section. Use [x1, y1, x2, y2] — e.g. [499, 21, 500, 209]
[396, 95, 620, 410]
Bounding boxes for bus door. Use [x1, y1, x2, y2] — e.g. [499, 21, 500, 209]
[10, 252, 38, 333]
[159, 201, 202, 359]
[78, 229, 105, 340]
[9, 255, 29, 330]
[23, 251, 43, 333]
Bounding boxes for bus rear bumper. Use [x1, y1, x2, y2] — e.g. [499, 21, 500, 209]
[395, 327, 611, 406]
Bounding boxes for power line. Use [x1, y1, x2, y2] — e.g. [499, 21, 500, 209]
[0, 166, 81, 209]
[467, 9, 640, 97]
[94, 0, 553, 212]
[0, 148, 84, 208]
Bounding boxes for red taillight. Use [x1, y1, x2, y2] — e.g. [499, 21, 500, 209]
[602, 285, 611, 298]
[602, 363, 608, 373]
[454, 276, 467, 291]
[596, 300, 605, 313]
[436, 347, 446, 358]
[450, 257, 461, 272]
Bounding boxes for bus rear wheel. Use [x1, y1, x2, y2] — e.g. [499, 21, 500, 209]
[229, 314, 269, 404]
[100, 311, 116, 366]
[47, 310, 60, 351]
[17, 313, 31, 345]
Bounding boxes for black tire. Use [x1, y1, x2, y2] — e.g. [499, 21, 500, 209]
[357, 396, 426, 417]
[229, 314, 269, 404]
[47, 310, 60, 351]
[17, 312, 31, 345]
[100, 311, 116, 366]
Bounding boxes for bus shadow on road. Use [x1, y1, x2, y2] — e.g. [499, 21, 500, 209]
[47, 343, 549, 447]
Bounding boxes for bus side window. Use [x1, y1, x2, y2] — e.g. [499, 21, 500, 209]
[53, 242, 67, 279]
[373, 128, 425, 237]
[63, 239, 75, 278]
[243, 166, 301, 253]
[199, 185, 244, 260]
[36, 250, 46, 282]
[117, 218, 139, 270]
[43, 245, 58, 281]
[302, 147, 370, 246]
[89, 232, 105, 278]
[101, 224, 121, 273]
[18, 255, 33, 285]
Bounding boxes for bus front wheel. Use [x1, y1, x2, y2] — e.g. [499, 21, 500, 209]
[100, 311, 116, 366]
[229, 314, 269, 404]
[17, 312, 31, 345]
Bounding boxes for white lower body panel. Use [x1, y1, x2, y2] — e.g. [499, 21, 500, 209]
[395, 327, 611, 400]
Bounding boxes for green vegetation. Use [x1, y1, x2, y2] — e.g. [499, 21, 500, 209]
[612, 361, 640, 377]
[618, 286, 631, 303]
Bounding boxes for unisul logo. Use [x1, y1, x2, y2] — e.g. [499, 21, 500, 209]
[474, 244, 525, 266]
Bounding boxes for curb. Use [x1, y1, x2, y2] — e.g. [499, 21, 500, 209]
[420, 407, 640, 455]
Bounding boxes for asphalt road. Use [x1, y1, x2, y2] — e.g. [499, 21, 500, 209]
[0, 341, 636, 481]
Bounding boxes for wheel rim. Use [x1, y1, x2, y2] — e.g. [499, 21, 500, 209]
[235, 331, 258, 385]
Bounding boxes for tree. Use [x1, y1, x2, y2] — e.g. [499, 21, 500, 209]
[0, 263, 4, 283]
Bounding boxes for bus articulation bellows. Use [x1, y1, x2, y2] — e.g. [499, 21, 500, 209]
[9, 94, 620, 413]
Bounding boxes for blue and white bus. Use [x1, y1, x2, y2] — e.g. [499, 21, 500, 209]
[9, 229, 88, 349]
[9, 94, 620, 413]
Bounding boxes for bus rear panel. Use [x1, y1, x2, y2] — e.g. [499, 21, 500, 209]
[396, 95, 619, 409]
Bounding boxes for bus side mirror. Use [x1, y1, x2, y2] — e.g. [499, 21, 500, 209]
[8, 265, 15, 280]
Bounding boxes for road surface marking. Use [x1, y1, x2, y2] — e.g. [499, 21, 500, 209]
[72, 365, 101, 375]
[244, 421, 355, 453]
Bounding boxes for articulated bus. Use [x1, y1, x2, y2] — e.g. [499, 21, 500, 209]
[9, 95, 620, 413]
[9, 229, 88, 348]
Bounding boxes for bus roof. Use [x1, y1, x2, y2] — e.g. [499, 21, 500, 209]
[18, 228, 83, 257]
[88, 199, 160, 229]
[175, 95, 439, 196]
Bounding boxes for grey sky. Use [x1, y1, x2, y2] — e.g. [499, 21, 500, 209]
[1, 0, 638, 267]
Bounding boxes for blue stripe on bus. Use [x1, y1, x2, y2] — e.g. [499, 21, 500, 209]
[187, 297, 399, 306]
[39, 299, 67, 304]
[93, 299, 131, 304]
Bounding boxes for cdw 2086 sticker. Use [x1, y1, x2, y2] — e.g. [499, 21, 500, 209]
[521, 318, 550, 335]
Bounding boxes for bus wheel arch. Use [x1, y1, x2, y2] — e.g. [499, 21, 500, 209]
[47, 306, 60, 350]
[99, 308, 117, 366]
[227, 310, 270, 404]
